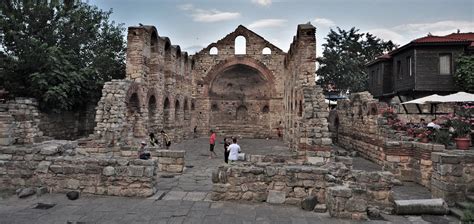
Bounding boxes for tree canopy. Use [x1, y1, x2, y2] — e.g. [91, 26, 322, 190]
[454, 55, 474, 92]
[316, 27, 397, 93]
[0, 0, 126, 112]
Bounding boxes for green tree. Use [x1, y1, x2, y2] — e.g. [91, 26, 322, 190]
[454, 55, 474, 92]
[316, 27, 396, 93]
[0, 0, 126, 112]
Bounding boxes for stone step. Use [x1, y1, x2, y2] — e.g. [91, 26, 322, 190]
[450, 207, 464, 220]
[394, 198, 449, 215]
[467, 195, 474, 203]
[456, 201, 471, 210]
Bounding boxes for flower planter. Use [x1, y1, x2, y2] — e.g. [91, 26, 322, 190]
[455, 137, 470, 150]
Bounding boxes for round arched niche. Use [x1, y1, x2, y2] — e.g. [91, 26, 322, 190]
[209, 64, 271, 100]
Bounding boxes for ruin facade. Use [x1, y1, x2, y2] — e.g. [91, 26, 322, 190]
[94, 24, 331, 150]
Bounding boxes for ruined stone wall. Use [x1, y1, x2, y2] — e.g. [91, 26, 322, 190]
[0, 140, 157, 197]
[431, 150, 474, 205]
[39, 102, 96, 140]
[211, 157, 396, 220]
[191, 25, 286, 138]
[94, 26, 193, 146]
[283, 24, 331, 151]
[0, 98, 43, 145]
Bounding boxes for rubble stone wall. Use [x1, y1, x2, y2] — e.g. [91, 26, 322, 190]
[211, 158, 396, 220]
[282, 24, 332, 151]
[0, 141, 157, 197]
[431, 150, 474, 205]
[0, 98, 43, 145]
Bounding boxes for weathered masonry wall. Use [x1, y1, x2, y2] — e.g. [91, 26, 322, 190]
[211, 155, 396, 220]
[282, 24, 332, 151]
[0, 98, 43, 145]
[431, 150, 474, 205]
[333, 92, 472, 205]
[0, 140, 157, 197]
[192, 25, 285, 138]
[93, 23, 332, 149]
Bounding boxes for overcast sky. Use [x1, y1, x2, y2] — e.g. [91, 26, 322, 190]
[88, 0, 474, 56]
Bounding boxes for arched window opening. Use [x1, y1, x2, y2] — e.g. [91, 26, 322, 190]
[236, 105, 248, 120]
[191, 102, 195, 111]
[175, 100, 181, 121]
[184, 99, 190, 120]
[262, 105, 269, 113]
[163, 97, 170, 128]
[128, 93, 140, 113]
[148, 95, 157, 120]
[210, 47, 218, 55]
[298, 100, 303, 117]
[151, 32, 158, 53]
[262, 47, 271, 55]
[235, 36, 246, 55]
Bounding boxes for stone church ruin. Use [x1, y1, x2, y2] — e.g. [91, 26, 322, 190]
[94, 24, 332, 150]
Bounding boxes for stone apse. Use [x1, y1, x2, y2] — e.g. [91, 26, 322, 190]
[94, 24, 331, 150]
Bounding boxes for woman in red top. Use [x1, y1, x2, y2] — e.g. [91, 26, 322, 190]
[209, 130, 217, 159]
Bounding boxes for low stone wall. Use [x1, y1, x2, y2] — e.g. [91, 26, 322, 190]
[431, 150, 474, 205]
[211, 163, 329, 204]
[211, 157, 396, 220]
[157, 150, 185, 173]
[0, 140, 157, 197]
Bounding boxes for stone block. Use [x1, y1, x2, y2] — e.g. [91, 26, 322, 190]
[306, 156, 324, 165]
[166, 164, 184, 173]
[328, 186, 352, 198]
[386, 155, 400, 163]
[156, 150, 185, 158]
[128, 165, 144, 177]
[103, 166, 115, 176]
[36, 161, 51, 173]
[314, 204, 327, 213]
[0, 154, 12, 160]
[144, 166, 154, 177]
[301, 196, 317, 211]
[267, 190, 286, 204]
[394, 199, 448, 215]
[345, 198, 367, 212]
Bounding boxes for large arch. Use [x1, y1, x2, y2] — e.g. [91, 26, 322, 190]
[204, 56, 275, 138]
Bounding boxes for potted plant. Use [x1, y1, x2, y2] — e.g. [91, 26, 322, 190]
[447, 105, 473, 150]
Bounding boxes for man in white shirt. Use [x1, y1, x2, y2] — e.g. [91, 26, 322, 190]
[227, 138, 241, 164]
[427, 118, 441, 129]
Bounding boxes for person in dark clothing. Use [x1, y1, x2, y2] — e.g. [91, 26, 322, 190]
[149, 133, 159, 146]
[223, 137, 230, 163]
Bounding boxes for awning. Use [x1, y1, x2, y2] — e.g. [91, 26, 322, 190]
[435, 92, 474, 103]
[400, 94, 445, 104]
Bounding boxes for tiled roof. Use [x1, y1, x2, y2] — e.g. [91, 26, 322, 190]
[412, 32, 474, 43]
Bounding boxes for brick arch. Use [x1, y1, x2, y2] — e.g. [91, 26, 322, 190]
[203, 56, 276, 95]
[125, 82, 145, 113]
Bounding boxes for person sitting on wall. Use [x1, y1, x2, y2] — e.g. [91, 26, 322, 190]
[138, 141, 151, 160]
[416, 118, 427, 128]
[427, 118, 441, 129]
[223, 137, 231, 164]
[149, 133, 159, 147]
[227, 137, 241, 164]
[161, 130, 171, 149]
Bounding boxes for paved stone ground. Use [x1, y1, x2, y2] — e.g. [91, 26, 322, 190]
[0, 192, 425, 224]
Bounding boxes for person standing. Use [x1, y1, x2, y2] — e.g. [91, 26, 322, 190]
[161, 130, 171, 149]
[223, 137, 230, 163]
[209, 130, 217, 159]
[227, 138, 241, 164]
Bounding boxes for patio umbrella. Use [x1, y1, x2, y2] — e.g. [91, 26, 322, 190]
[400, 94, 445, 104]
[432, 92, 474, 103]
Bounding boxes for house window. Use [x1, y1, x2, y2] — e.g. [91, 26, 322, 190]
[397, 60, 402, 79]
[406, 56, 412, 76]
[439, 54, 452, 75]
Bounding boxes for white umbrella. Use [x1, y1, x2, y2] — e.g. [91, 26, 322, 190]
[434, 92, 474, 103]
[400, 94, 445, 104]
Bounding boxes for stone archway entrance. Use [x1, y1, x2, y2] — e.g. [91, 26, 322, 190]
[208, 61, 274, 138]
